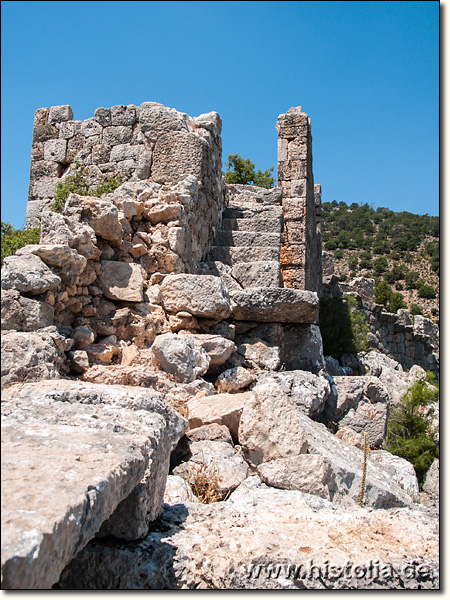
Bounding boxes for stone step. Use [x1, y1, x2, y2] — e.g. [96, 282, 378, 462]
[221, 217, 282, 234]
[231, 261, 282, 289]
[208, 245, 280, 266]
[222, 205, 283, 221]
[216, 230, 280, 248]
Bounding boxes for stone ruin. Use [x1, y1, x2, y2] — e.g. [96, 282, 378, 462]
[1, 102, 439, 589]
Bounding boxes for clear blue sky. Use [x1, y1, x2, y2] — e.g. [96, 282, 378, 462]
[1, 0, 439, 229]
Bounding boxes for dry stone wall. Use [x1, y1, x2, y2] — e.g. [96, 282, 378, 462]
[27, 102, 225, 258]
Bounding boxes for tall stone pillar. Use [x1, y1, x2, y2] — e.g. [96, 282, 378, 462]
[276, 107, 322, 294]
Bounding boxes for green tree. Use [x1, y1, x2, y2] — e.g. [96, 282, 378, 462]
[224, 154, 275, 188]
[384, 376, 439, 485]
[1, 221, 41, 265]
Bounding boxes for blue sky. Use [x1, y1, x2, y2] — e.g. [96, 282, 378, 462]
[1, 0, 439, 228]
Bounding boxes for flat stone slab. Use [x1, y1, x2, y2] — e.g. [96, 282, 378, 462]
[230, 287, 319, 323]
[1, 420, 150, 589]
[1, 380, 187, 589]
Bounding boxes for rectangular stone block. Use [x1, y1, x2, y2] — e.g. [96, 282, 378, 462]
[43, 139, 67, 162]
[288, 139, 308, 160]
[48, 105, 73, 124]
[280, 243, 305, 268]
[103, 126, 133, 146]
[281, 268, 306, 289]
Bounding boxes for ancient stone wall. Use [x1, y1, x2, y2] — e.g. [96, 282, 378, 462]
[27, 102, 225, 262]
[276, 107, 322, 294]
[323, 275, 439, 376]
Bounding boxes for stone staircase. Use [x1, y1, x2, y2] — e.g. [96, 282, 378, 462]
[203, 185, 284, 289]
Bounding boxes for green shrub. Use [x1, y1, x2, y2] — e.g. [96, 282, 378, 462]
[373, 256, 388, 274]
[51, 163, 124, 212]
[417, 284, 437, 299]
[334, 249, 344, 260]
[410, 303, 423, 316]
[1, 221, 41, 265]
[384, 376, 439, 486]
[348, 257, 358, 271]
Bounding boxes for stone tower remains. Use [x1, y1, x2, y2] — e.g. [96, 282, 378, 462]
[25, 102, 323, 295]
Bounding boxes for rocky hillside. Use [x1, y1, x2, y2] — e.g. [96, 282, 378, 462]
[321, 202, 439, 321]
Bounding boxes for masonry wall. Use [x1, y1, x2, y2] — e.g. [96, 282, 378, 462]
[276, 107, 322, 294]
[27, 102, 225, 261]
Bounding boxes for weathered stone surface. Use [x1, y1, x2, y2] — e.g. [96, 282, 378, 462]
[345, 278, 375, 303]
[66, 195, 123, 243]
[187, 423, 233, 445]
[239, 381, 412, 508]
[257, 455, 337, 500]
[191, 334, 236, 368]
[258, 370, 331, 418]
[187, 392, 253, 438]
[71, 324, 96, 349]
[56, 477, 439, 589]
[231, 261, 282, 289]
[150, 333, 210, 383]
[422, 458, 439, 504]
[99, 260, 144, 302]
[40, 210, 99, 260]
[161, 274, 232, 319]
[151, 130, 206, 184]
[84, 335, 121, 365]
[1, 289, 54, 332]
[238, 382, 309, 466]
[17, 244, 87, 276]
[230, 287, 319, 323]
[1, 327, 72, 387]
[173, 440, 249, 493]
[1, 380, 187, 554]
[369, 450, 420, 502]
[214, 366, 256, 393]
[164, 475, 199, 505]
[326, 376, 390, 448]
[236, 338, 281, 371]
[1, 253, 61, 295]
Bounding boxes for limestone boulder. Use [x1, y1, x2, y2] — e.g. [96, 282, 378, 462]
[160, 274, 232, 319]
[236, 338, 281, 371]
[191, 334, 236, 369]
[65, 195, 124, 243]
[258, 370, 331, 418]
[239, 381, 412, 508]
[231, 261, 282, 289]
[326, 376, 390, 448]
[230, 287, 319, 323]
[187, 423, 233, 445]
[1, 253, 61, 295]
[164, 475, 199, 505]
[99, 260, 144, 302]
[40, 210, 100, 261]
[422, 459, 439, 504]
[257, 455, 337, 500]
[187, 392, 253, 438]
[1, 289, 54, 332]
[369, 450, 420, 502]
[214, 366, 256, 393]
[56, 478, 439, 589]
[173, 440, 249, 493]
[1, 327, 72, 387]
[2, 380, 187, 553]
[16, 244, 87, 277]
[1, 378, 188, 589]
[150, 333, 210, 383]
